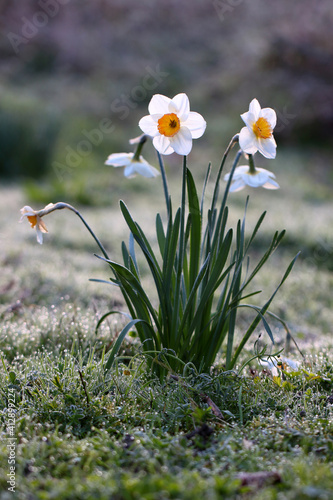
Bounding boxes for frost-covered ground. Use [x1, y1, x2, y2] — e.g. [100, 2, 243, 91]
[1, 145, 333, 356]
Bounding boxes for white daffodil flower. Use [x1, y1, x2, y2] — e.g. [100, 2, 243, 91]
[239, 99, 277, 159]
[105, 153, 160, 178]
[19, 205, 51, 244]
[259, 356, 300, 376]
[138, 93, 206, 155]
[224, 165, 279, 192]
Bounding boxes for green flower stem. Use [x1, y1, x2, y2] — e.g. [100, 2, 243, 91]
[132, 135, 147, 161]
[248, 154, 256, 174]
[171, 155, 187, 344]
[211, 133, 239, 213]
[156, 151, 170, 216]
[220, 148, 243, 208]
[71, 208, 110, 261]
[40, 202, 109, 260]
[211, 148, 243, 253]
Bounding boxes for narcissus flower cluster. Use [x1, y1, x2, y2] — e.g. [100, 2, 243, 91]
[105, 94, 278, 192]
[20, 95, 282, 246]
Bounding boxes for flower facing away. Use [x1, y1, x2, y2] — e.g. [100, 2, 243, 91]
[224, 165, 279, 192]
[239, 99, 277, 159]
[19, 202, 70, 244]
[138, 93, 206, 155]
[19, 205, 51, 244]
[105, 153, 160, 178]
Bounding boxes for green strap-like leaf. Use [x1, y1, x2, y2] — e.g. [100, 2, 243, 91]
[234, 230, 286, 301]
[120, 200, 171, 330]
[108, 260, 160, 330]
[229, 252, 300, 369]
[156, 213, 166, 257]
[178, 253, 211, 345]
[187, 170, 201, 278]
[200, 163, 212, 217]
[104, 319, 153, 372]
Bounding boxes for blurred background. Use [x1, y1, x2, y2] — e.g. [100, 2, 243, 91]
[1, 0, 333, 344]
[0, 0, 332, 203]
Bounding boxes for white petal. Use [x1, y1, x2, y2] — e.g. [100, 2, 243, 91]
[248, 99, 261, 120]
[153, 135, 174, 155]
[38, 218, 48, 234]
[239, 127, 258, 154]
[224, 165, 249, 182]
[139, 115, 159, 136]
[256, 167, 277, 179]
[233, 165, 251, 177]
[229, 178, 246, 192]
[169, 127, 193, 155]
[105, 153, 132, 167]
[261, 108, 277, 129]
[262, 179, 280, 189]
[257, 136, 277, 159]
[240, 110, 256, 128]
[168, 93, 190, 121]
[182, 112, 207, 139]
[148, 94, 171, 115]
[20, 213, 35, 222]
[123, 164, 136, 178]
[20, 205, 36, 217]
[243, 172, 268, 187]
[36, 228, 43, 244]
[132, 160, 160, 178]
[129, 134, 146, 145]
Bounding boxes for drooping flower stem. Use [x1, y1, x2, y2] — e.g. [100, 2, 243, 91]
[40, 202, 110, 260]
[69, 207, 110, 261]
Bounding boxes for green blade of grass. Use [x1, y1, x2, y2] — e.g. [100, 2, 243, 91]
[104, 319, 153, 372]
